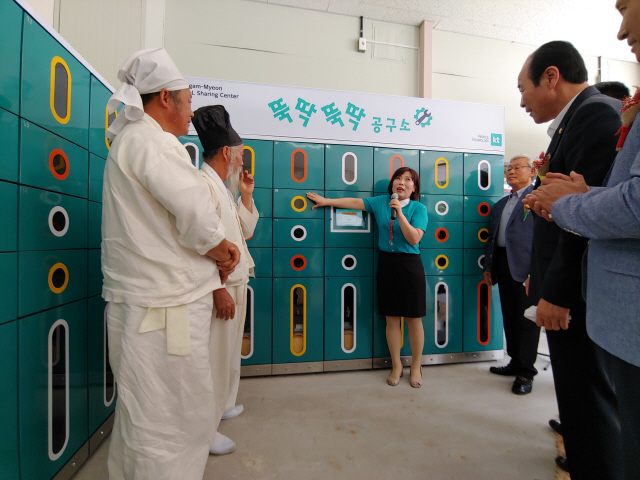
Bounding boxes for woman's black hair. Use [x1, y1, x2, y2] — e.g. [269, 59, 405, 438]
[387, 167, 420, 201]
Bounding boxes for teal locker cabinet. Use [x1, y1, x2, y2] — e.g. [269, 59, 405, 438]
[20, 120, 89, 198]
[245, 218, 272, 248]
[373, 147, 419, 193]
[87, 249, 102, 297]
[462, 276, 504, 352]
[0, 320, 19, 480]
[464, 248, 486, 276]
[0, 0, 22, 115]
[19, 299, 89, 480]
[463, 222, 491, 250]
[272, 218, 323, 249]
[88, 201, 102, 248]
[272, 248, 324, 278]
[273, 188, 324, 219]
[21, 13, 91, 148]
[88, 154, 106, 203]
[243, 140, 273, 189]
[19, 249, 88, 317]
[420, 221, 463, 250]
[18, 186, 88, 251]
[272, 277, 323, 373]
[273, 141, 324, 190]
[241, 278, 273, 376]
[178, 135, 203, 168]
[420, 151, 463, 196]
[253, 188, 272, 218]
[0, 108, 20, 182]
[423, 276, 463, 356]
[249, 247, 272, 278]
[463, 153, 504, 197]
[463, 195, 503, 223]
[324, 144, 373, 192]
[89, 76, 114, 160]
[0, 180, 18, 252]
[420, 249, 463, 276]
[87, 296, 116, 436]
[419, 193, 463, 223]
[324, 276, 373, 370]
[323, 191, 373, 249]
[0, 253, 18, 325]
[324, 248, 373, 278]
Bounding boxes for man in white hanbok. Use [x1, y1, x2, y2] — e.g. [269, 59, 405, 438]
[101, 49, 239, 480]
[192, 105, 259, 455]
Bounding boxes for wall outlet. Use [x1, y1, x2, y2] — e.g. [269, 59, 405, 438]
[358, 37, 366, 52]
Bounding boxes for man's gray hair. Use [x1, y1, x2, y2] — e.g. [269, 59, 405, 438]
[509, 154, 533, 168]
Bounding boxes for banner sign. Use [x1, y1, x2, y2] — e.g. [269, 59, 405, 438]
[186, 77, 504, 153]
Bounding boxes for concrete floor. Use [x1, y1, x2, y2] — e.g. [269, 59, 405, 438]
[74, 335, 559, 480]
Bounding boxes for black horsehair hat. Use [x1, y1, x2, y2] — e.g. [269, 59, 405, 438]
[192, 105, 242, 152]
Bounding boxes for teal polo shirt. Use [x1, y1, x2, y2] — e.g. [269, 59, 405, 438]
[363, 194, 428, 254]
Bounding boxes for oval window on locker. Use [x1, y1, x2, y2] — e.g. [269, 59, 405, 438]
[291, 255, 307, 271]
[478, 202, 491, 217]
[477, 160, 491, 191]
[290, 285, 306, 356]
[291, 149, 307, 183]
[48, 263, 69, 294]
[49, 149, 70, 181]
[342, 152, 357, 185]
[477, 281, 491, 345]
[50, 56, 72, 125]
[48, 206, 69, 237]
[477, 254, 485, 270]
[103, 306, 115, 407]
[389, 155, 404, 178]
[243, 146, 255, 177]
[477, 228, 489, 243]
[434, 282, 449, 348]
[435, 228, 449, 243]
[435, 254, 449, 270]
[341, 254, 357, 271]
[48, 319, 69, 461]
[435, 158, 449, 189]
[241, 286, 254, 359]
[105, 106, 117, 150]
[341, 283, 356, 353]
[183, 143, 199, 168]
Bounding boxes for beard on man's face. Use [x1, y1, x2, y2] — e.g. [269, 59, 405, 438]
[225, 161, 243, 202]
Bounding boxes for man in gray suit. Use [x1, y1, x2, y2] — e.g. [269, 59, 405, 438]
[525, 1, 640, 477]
[483, 155, 539, 395]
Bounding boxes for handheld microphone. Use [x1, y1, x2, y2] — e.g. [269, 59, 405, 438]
[390, 193, 399, 220]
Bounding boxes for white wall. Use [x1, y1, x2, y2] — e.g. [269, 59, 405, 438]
[54, 0, 640, 163]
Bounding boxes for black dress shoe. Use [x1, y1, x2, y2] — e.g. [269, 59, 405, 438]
[511, 376, 533, 395]
[489, 364, 518, 376]
[555, 456, 569, 472]
[549, 419, 562, 436]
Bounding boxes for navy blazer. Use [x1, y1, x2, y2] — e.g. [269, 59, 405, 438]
[483, 184, 534, 283]
[528, 86, 621, 313]
[553, 117, 640, 368]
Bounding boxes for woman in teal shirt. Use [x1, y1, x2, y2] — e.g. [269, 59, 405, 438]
[307, 167, 428, 387]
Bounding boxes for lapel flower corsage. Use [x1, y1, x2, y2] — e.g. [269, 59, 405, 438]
[523, 204, 530, 221]
[533, 151, 551, 179]
[616, 87, 640, 151]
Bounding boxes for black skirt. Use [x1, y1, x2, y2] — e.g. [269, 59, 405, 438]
[376, 251, 426, 317]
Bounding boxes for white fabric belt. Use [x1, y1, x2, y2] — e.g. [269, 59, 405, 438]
[139, 305, 191, 356]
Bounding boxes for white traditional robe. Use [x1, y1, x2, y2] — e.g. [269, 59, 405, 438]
[102, 114, 224, 480]
[200, 163, 258, 432]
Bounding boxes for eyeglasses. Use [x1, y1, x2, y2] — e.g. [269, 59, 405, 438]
[504, 165, 531, 173]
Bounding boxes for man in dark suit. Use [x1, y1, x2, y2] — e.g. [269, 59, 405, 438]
[483, 155, 539, 395]
[524, 3, 640, 478]
[517, 41, 623, 479]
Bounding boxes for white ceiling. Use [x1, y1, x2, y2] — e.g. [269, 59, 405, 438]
[250, 0, 636, 63]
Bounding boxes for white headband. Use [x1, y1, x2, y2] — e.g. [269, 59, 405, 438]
[106, 48, 188, 141]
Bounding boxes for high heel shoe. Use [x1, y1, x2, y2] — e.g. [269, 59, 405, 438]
[387, 369, 404, 386]
[409, 365, 422, 388]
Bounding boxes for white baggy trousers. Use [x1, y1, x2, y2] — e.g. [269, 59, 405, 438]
[107, 293, 216, 480]
[210, 284, 247, 432]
